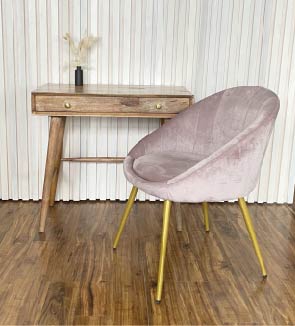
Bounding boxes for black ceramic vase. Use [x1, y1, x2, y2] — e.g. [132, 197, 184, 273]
[75, 66, 83, 86]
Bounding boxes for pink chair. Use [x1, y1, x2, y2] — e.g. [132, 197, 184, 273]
[113, 86, 280, 302]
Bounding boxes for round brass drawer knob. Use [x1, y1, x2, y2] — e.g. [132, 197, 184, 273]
[156, 103, 162, 110]
[64, 102, 71, 109]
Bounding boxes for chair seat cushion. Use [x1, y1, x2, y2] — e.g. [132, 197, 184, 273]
[133, 151, 203, 182]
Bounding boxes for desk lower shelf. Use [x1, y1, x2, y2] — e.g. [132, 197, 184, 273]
[61, 157, 124, 163]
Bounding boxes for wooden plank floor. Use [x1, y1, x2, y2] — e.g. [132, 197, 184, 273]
[0, 200, 294, 325]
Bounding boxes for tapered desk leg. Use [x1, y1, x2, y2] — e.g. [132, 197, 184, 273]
[49, 118, 66, 206]
[175, 203, 182, 231]
[39, 117, 66, 233]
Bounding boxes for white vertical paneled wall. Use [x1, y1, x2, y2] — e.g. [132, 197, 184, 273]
[0, 0, 295, 203]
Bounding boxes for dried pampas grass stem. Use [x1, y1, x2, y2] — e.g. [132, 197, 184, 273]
[63, 32, 98, 68]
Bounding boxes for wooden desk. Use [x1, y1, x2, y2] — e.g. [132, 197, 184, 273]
[32, 84, 194, 232]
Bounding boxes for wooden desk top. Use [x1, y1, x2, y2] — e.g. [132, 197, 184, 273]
[32, 84, 193, 118]
[32, 83, 193, 98]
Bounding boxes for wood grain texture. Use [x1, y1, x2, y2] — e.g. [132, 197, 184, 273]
[175, 203, 182, 232]
[32, 83, 193, 97]
[49, 118, 66, 206]
[35, 84, 192, 231]
[39, 117, 65, 232]
[61, 157, 125, 163]
[33, 95, 190, 116]
[31, 111, 181, 119]
[0, 200, 294, 325]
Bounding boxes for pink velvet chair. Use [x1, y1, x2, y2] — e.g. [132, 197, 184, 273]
[113, 86, 280, 303]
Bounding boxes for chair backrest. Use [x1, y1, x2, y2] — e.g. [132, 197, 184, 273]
[161, 86, 279, 159]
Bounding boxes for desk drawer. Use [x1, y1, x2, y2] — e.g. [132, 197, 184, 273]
[33, 95, 190, 116]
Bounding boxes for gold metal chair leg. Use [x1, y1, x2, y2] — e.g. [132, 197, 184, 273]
[202, 202, 209, 232]
[238, 198, 267, 277]
[156, 200, 172, 303]
[113, 186, 138, 249]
